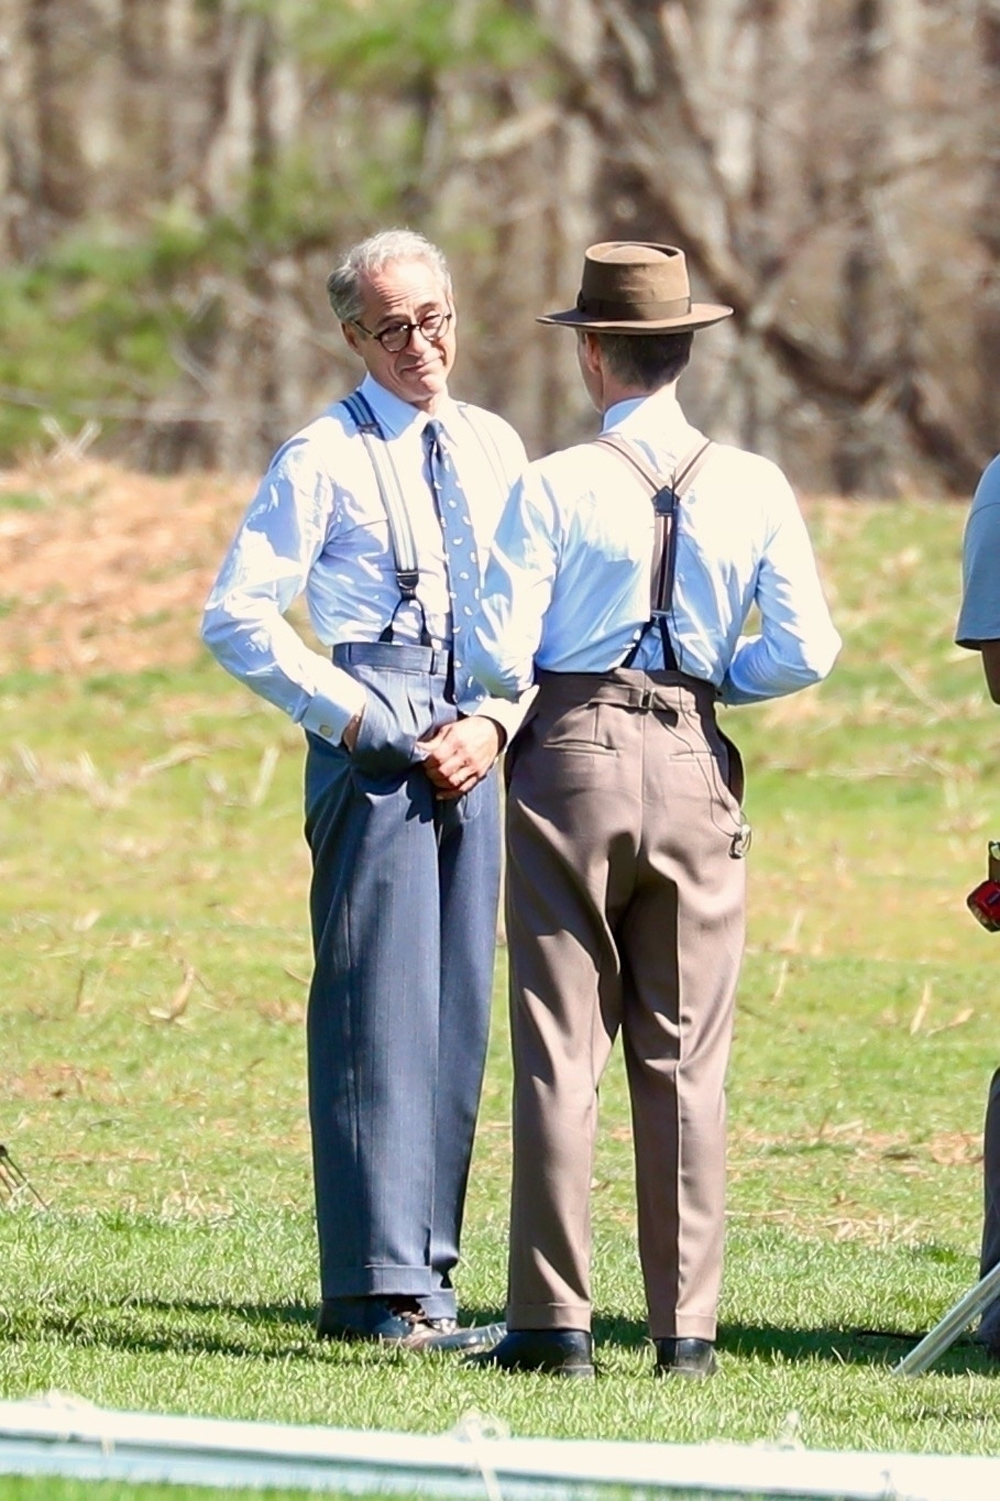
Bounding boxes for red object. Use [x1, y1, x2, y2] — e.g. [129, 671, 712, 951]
[968, 879, 1000, 932]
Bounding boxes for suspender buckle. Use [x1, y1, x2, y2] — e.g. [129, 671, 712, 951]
[396, 569, 420, 600]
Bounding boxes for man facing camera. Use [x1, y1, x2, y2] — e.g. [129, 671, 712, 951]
[467, 242, 840, 1378]
[202, 229, 525, 1351]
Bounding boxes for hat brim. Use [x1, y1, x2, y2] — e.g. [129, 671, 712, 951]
[536, 303, 734, 333]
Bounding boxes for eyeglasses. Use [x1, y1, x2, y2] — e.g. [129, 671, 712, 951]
[354, 309, 453, 353]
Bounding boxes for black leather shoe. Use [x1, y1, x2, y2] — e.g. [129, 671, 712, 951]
[317, 1297, 505, 1353]
[654, 1337, 717, 1379]
[466, 1328, 595, 1377]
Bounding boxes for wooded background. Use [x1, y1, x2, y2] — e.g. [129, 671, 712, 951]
[1, 0, 996, 494]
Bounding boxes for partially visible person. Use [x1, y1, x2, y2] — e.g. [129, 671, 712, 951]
[957, 455, 1000, 704]
[956, 452, 1000, 1356]
[201, 229, 525, 1350]
[466, 241, 840, 1378]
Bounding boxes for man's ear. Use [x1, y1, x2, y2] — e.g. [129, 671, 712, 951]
[578, 331, 601, 376]
[342, 321, 364, 357]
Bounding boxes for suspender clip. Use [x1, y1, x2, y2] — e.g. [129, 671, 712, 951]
[396, 569, 420, 600]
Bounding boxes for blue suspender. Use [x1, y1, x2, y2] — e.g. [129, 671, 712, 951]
[342, 390, 510, 652]
[341, 390, 421, 610]
[342, 389, 435, 646]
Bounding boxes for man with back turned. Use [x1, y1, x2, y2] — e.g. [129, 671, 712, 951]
[467, 241, 841, 1378]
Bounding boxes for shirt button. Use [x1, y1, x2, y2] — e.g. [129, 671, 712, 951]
[319, 724, 334, 738]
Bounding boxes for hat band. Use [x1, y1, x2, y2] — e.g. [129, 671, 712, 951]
[577, 291, 691, 320]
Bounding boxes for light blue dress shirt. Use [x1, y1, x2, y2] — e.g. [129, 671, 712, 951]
[468, 383, 840, 704]
[957, 454, 1000, 648]
[201, 375, 526, 742]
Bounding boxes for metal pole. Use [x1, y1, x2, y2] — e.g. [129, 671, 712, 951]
[0, 1146, 48, 1209]
[892, 1259, 1000, 1376]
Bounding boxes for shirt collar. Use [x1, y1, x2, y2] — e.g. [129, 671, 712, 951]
[602, 383, 686, 438]
[359, 374, 458, 439]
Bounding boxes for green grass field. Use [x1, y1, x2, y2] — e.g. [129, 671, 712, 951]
[3, 488, 1000, 1494]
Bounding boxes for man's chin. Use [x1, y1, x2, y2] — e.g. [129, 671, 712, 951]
[402, 372, 448, 405]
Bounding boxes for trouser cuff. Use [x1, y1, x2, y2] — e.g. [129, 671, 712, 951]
[323, 1265, 457, 1319]
[648, 1315, 718, 1341]
[506, 1301, 592, 1332]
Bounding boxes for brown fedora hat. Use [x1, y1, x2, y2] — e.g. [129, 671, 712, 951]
[538, 241, 733, 334]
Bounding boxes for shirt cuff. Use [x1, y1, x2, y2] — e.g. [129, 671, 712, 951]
[300, 677, 368, 745]
[472, 691, 532, 743]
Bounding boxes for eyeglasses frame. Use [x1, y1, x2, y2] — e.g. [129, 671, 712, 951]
[352, 307, 454, 353]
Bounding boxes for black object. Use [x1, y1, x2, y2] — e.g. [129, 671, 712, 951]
[654, 1336, 717, 1379]
[466, 1327, 595, 1377]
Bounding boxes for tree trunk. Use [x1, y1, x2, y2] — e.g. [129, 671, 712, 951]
[834, 0, 889, 495]
[976, 0, 1000, 459]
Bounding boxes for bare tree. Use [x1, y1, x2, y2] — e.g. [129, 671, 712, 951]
[0, 0, 996, 491]
[976, 0, 1000, 457]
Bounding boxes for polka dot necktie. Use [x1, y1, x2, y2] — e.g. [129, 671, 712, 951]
[424, 419, 483, 706]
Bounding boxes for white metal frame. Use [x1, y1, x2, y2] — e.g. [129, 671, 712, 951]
[892, 1259, 1000, 1377]
[3, 1396, 1000, 1499]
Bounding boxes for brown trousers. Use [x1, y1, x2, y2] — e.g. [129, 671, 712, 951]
[504, 668, 747, 1341]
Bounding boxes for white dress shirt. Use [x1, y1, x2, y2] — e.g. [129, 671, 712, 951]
[201, 374, 527, 742]
[468, 383, 840, 704]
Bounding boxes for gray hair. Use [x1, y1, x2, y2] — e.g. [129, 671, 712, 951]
[326, 229, 452, 323]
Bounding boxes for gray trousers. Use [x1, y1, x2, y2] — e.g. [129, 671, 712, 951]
[304, 642, 500, 1318]
[980, 1067, 1000, 1345]
[503, 668, 747, 1341]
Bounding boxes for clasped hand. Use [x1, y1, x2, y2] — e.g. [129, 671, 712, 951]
[417, 716, 502, 800]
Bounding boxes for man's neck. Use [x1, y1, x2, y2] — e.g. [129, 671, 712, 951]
[600, 377, 676, 416]
[363, 373, 450, 425]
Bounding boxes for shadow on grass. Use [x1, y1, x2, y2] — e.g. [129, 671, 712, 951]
[718, 1320, 999, 1376]
[14, 1298, 509, 1364]
[11, 1301, 999, 1376]
[592, 1313, 1000, 1376]
[592, 1312, 921, 1365]
[126, 1297, 318, 1329]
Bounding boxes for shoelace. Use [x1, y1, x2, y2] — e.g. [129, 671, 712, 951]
[386, 1299, 457, 1333]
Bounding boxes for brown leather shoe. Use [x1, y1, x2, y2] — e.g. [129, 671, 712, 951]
[654, 1337, 717, 1379]
[317, 1297, 504, 1352]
